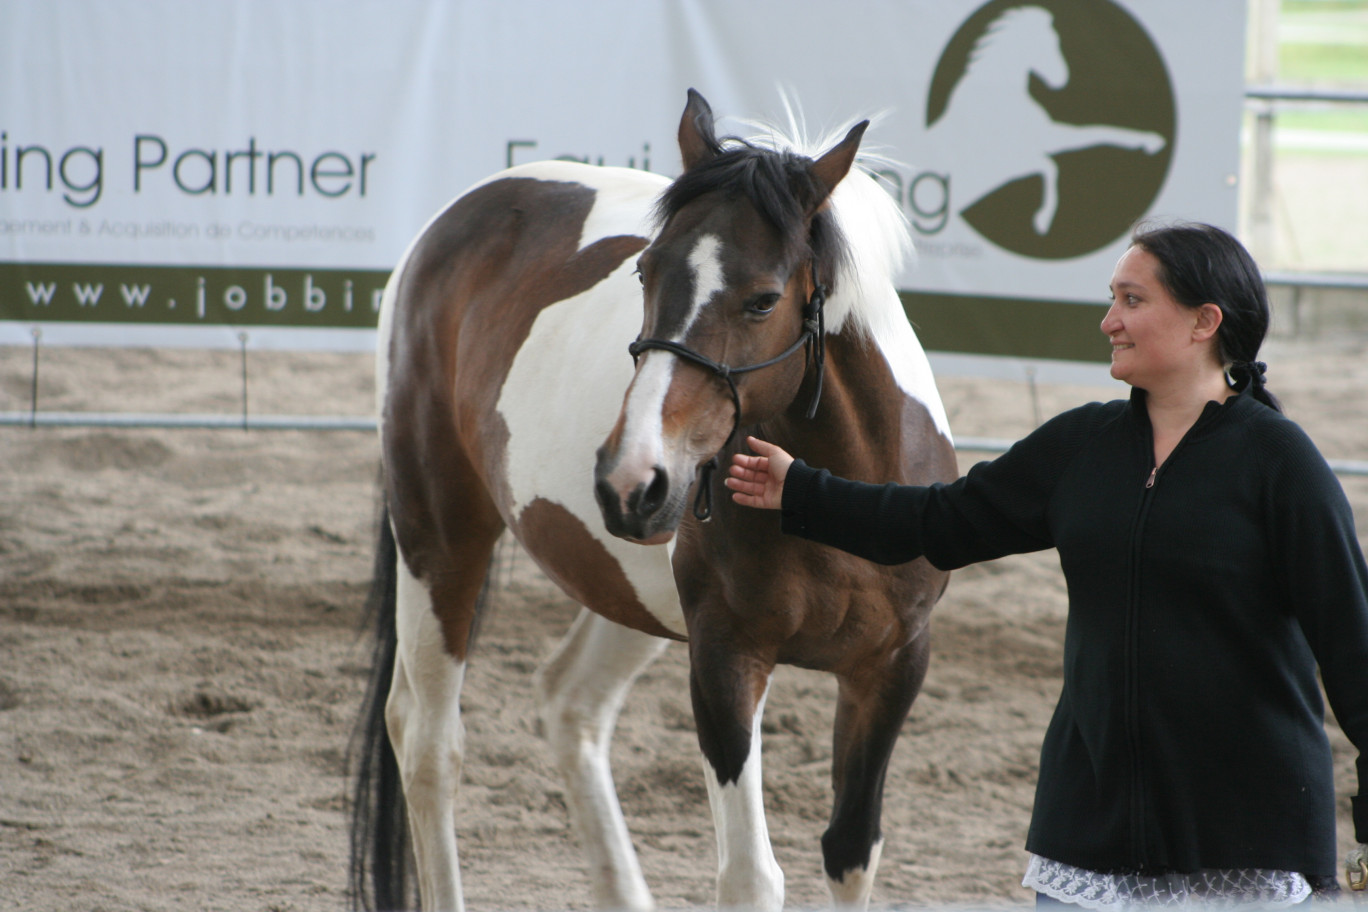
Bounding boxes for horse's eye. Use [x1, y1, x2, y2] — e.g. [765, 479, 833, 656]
[747, 293, 781, 315]
[634, 267, 645, 286]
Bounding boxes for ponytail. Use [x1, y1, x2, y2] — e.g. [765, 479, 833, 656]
[1227, 360, 1281, 411]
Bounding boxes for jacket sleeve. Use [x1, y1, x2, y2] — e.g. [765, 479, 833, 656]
[780, 405, 1098, 569]
[780, 461, 939, 565]
[1268, 423, 1368, 845]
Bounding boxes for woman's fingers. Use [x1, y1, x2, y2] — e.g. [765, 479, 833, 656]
[726, 437, 784, 509]
[728, 490, 765, 508]
[730, 452, 765, 474]
[746, 436, 792, 484]
[744, 435, 780, 458]
[725, 475, 758, 494]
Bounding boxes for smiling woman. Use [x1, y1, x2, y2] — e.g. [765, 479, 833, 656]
[729, 220, 1368, 908]
[1101, 245, 1226, 400]
[1099, 224, 1270, 438]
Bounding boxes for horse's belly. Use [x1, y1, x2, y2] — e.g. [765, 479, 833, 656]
[495, 268, 686, 639]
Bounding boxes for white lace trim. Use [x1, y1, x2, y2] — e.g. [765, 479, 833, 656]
[1023, 854, 1312, 909]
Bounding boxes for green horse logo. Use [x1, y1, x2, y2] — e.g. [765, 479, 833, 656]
[927, 0, 1175, 259]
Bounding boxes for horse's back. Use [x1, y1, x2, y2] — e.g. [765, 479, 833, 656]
[380, 161, 686, 640]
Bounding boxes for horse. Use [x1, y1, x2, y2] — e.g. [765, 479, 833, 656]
[927, 5, 1166, 235]
[350, 89, 958, 912]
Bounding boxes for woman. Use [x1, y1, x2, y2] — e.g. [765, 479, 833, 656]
[726, 221, 1368, 906]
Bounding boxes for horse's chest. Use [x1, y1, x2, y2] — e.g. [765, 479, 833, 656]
[672, 544, 927, 661]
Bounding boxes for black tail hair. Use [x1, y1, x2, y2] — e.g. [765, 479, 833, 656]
[348, 502, 414, 912]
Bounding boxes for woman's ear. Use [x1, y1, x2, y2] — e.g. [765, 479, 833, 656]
[1193, 302, 1223, 342]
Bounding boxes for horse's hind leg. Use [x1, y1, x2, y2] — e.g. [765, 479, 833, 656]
[822, 631, 932, 910]
[386, 557, 466, 911]
[386, 531, 500, 912]
[535, 609, 669, 912]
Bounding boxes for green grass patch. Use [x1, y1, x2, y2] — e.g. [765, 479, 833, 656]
[1282, 0, 1368, 8]
[1280, 42, 1368, 84]
[1276, 108, 1368, 132]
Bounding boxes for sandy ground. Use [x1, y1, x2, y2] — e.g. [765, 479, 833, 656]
[2, 331, 1367, 912]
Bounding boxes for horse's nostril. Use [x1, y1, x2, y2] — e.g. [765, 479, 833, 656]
[637, 466, 669, 518]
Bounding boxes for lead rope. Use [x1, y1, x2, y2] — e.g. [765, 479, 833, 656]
[803, 282, 826, 420]
[693, 457, 721, 521]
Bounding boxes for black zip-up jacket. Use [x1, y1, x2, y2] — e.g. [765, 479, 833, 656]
[781, 386, 1368, 878]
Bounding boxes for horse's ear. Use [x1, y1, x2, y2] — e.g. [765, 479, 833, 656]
[808, 120, 869, 211]
[678, 88, 719, 172]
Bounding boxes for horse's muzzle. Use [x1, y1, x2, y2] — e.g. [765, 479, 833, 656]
[593, 449, 681, 545]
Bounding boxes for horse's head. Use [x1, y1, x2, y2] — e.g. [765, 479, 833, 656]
[1006, 7, 1067, 90]
[965, 7, 1068, 93]
[594, 89, 865, 544]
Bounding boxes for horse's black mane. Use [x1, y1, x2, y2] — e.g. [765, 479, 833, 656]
[653, 139, 850, 290]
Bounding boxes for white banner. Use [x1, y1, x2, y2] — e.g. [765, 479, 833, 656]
[0, 0, 1245, 358]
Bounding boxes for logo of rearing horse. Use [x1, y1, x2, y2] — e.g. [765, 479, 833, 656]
[927, 1, 1175, 258]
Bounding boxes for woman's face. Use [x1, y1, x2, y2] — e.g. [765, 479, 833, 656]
[1100, 246, 1216, 389]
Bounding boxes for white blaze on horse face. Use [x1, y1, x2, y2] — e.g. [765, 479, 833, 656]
[630, 235, 725, 437]
[680, 234, 725, 339]
[610, 232, 727, 501]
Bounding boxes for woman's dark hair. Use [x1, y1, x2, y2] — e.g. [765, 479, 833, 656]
[1129, 219, 1282, 412]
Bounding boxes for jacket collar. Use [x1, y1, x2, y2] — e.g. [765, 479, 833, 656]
[1126, 382, 1256, 439]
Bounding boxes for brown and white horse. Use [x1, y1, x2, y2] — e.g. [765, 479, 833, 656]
[351, 90, 957, 912]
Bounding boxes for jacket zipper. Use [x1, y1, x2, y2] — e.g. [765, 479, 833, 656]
[1126, 429, 1181, 865]
[1125, 474, 1155, 869]
[1125, 430, 1195, 865]
[1125, 399, 1225, 866]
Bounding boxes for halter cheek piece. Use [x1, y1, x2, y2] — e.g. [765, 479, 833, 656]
[627, 274, 828, 522]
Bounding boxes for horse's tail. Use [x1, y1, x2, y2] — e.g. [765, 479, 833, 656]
[348, 500, 413, 912]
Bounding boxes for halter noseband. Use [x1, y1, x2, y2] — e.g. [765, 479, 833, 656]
[627, 273, 828, 522]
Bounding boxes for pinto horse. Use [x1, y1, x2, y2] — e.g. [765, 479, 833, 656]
[350, 90, 957, 912]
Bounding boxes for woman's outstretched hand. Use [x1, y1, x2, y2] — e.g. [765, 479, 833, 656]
[725, 436, 794, 511]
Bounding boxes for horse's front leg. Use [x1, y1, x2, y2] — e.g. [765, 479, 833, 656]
[1033, 156, 1060, 235]
[689, 639, 784, 912]
[823, 631, 932, 910]
[535, 609, 670, 912]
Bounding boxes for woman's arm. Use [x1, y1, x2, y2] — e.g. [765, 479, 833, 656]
[728, 435, 946, 565]
[729, 402, 1107, 567]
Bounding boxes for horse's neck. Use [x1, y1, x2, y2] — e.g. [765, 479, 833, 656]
[774, 330, 913, 483]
